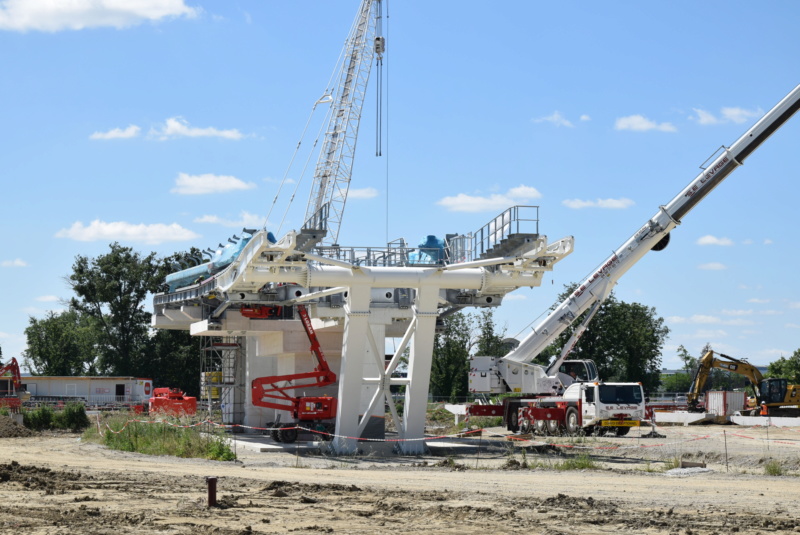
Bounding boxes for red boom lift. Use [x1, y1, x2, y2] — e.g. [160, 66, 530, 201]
[250, 304, 337, 443]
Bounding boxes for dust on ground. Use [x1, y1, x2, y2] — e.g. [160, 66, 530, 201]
[0, 417, 799, 534]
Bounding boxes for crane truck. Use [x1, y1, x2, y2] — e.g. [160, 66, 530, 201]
[687, 350, 800, 417]
[467, 83, 800, 434]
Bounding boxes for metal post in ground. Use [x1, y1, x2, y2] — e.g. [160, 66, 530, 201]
[723, 430, 729, 473]
[206, 476, 218, 507]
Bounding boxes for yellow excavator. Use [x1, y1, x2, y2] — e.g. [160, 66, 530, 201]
[687, 351, 800, 416]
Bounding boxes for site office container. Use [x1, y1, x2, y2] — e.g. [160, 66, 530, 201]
[705, 390, 745, 416]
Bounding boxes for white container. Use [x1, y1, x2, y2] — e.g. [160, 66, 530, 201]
[705, 390, 745, 416]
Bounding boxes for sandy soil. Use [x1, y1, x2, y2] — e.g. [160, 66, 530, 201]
[0, 420, 799, 534]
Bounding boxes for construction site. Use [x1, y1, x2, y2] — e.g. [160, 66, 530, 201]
[145, 0, 800, 453]
[2, 1, 800, 534]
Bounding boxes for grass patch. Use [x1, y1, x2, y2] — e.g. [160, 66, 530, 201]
[82, 412, 235, 461]
[22, 403, 90, 432]
[553, 453, 597, 471]
[764, 459, 783, 476]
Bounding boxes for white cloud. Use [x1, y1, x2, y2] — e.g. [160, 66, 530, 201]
[614, 114, 677, 132]
[90, 124, 140, 140]
[722, 309, 753, 316]
[789, 302, 800, 309]
[690, 329, 728, 339]
[171, 173, 256, 195]
[747, 298, 769, 304]
[36, 295, 60, 302]
[698, 262, 726, 270]
[503, 293, 527, 301]
[764, 238, 773, 245]
[579, 114, 591, 122]
[533, 111, 573, 128]
[151, 117, 243, 140]
[667, 314, 753, 327]
[437, 184, 542, 213]
[757, 310, 783, 316]
[0, 258, 26, 267]
[691, 106, 762, 125]
[562, 197, 634, 210]
[696, 235, 733, 246]
[787, 323, 800, 329]
[348, 187, 379, 199]
[0, 0, 198, 32]
[194, 211, 263, 228]
[55, 220, 199, 245]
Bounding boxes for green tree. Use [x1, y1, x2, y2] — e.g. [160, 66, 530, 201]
[542, 285, 669, 393]
[767, 349, 800, 384]
[429, 312, 474, 401]
[148, 330, 203, 396]
[68, 243, 161, 376]
[473, 309, 508, 357]
[23, 308, 100, 375]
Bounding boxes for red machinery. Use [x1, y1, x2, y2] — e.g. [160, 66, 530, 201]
[148, 387, 197, 416]
[0, 358, 29, 410]
[251, 304, 337, 443]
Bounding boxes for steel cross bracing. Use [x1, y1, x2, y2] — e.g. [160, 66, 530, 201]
[152, 211, 574, 454]
[305, 0, 383, 246]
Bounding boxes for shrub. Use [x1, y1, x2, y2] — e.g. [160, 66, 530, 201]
[54, 403, 91, 432]
[23, 405, 54, 431]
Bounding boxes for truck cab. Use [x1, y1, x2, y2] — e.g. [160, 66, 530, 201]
[573, 382, 645, 433]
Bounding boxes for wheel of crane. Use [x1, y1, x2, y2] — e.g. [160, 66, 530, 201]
[615, 426, 630, 437]
[519, 419, 531, 434]
[546, 419, 561, 436]
[320, 423, 334, 441]
[533, 419, 546, 435]
[508, 409, 519, 433]
[564, 408, 580, 436]
[270, 428, 282, 443]
[278, 425, 298, 444]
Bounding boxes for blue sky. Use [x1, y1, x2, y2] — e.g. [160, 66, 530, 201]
[1, 1, 799, 371]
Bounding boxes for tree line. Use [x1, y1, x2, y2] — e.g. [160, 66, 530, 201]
[22, 243, 202, 395]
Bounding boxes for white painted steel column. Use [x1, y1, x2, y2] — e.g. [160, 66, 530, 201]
[331, 285, 371, 454]
[398, 286, 439, 454]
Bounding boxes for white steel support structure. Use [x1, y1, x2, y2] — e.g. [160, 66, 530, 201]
[179, 231, 573, 453]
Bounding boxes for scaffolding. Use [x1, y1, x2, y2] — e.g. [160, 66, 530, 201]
[200, 336, 246, 426]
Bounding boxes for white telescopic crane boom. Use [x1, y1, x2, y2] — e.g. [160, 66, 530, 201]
[501, 84, 800, 371]
[304, 0, 384, 245]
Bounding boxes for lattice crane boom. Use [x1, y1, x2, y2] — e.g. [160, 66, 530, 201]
[305, 0, 384, 245]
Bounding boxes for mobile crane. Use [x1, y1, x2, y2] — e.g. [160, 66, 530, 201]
[687, 350, 800, 417]
[468, 83, 800, 432]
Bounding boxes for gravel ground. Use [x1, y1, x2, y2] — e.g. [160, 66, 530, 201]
[0, 419, 798, 534]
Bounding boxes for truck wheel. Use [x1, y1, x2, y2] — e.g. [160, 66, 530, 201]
[546, 420, 560, 435]
[534, 419, 547, 435]
[565, 408, 580, 436]
[519, 419, 531, 434]
[278, 425, 298, 444]
[508, 409, 520, 433]
[615, 426, 630, 437]
[270, 428, 282, 443]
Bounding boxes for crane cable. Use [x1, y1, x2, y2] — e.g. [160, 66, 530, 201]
[263, 26, 354, 234]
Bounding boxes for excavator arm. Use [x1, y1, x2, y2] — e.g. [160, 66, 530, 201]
[687, 351, 763, 411]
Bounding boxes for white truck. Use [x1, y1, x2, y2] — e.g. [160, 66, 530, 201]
[517, 382, 646, 436]
[467, 83, 800, 433]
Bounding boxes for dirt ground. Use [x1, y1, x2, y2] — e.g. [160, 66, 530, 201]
[0, 418, 799, 535]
